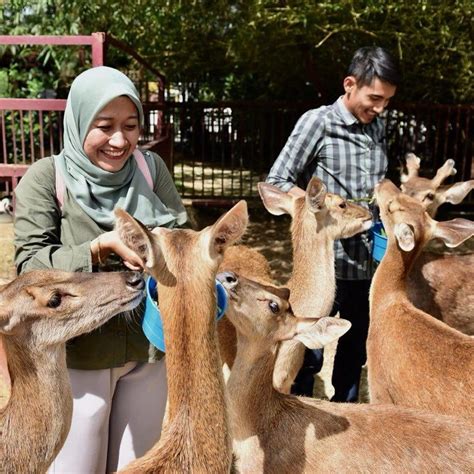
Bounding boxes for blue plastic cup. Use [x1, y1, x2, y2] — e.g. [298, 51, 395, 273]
[142, 277, 228, 352]
[371, 221, 387, 263]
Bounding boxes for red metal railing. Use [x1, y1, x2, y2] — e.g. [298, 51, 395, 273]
[0, 34, 105, 191]
[0, 33, 172, 194]
[1, 35, 472, 212]
[0, 99, 67, 189]
[0, 33, 105, 66]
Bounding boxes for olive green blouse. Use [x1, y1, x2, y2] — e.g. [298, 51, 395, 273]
[14, 151, 188, 369]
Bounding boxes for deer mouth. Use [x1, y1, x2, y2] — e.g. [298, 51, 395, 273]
[216, 271, 239, 301]
[96, 288, 144, 313]
[123, 290, 145, 311]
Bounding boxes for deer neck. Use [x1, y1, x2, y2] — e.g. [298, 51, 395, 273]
[289, 219, 335, 317]
[158, 281, 230, 451]
[1, 340, 72, 470]
[370, 238, 422, 313]
[227, 334, 283, 439]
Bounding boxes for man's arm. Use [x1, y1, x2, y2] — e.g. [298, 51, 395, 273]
[266, 109, 325, 192]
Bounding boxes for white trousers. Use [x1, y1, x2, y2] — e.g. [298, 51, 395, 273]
[48, 359, 168, 474]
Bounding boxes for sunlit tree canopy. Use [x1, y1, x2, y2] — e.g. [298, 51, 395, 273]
[1, 0, 472, 103]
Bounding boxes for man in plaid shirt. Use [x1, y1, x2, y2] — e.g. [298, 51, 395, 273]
[267, 46, 401, 402]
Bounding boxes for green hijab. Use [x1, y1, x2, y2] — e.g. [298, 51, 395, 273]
[56, 66, 179, 230]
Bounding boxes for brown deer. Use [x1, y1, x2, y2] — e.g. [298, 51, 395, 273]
[400, 153, 474, 334]
[0, 270, 144, 474]
[258, 178, 372, 393]
[114, 202, 248, 474]
[406, 251, 474, 334]
[368, 179, 474, 419]
[400, 153, 474, 217]
[217, 270, 474, 473]
[218, 244, 273, 373]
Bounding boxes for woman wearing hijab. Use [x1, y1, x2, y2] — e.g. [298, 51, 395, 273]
[14, 66, 188, 472]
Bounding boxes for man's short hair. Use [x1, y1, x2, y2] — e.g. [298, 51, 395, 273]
[348, 47, 401, 87]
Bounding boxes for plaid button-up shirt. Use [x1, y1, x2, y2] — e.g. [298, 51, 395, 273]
[266, 97, 387, 280]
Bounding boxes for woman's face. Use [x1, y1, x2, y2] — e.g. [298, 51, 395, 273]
[83, 96, 140, 172]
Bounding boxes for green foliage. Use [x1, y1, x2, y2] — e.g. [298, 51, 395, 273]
[1, 3, 83, 97]
[1, 0, 472, 103]
[0, 70, 10, 97]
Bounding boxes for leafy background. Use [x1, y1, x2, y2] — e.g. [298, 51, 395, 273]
[1, 0, 472, 103]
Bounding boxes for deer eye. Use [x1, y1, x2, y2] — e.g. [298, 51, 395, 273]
[339, 202, 347, 209]
[47, 293, 62, 308]
[269, 301, 279, 314]
[425, 193, 435, 201]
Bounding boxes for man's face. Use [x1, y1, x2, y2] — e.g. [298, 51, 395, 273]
[343, 76, 396, 124]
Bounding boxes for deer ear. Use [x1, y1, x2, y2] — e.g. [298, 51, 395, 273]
[210, 200, 248, 255]
[432, 158, 456, 187]
[292, 317, 351, 349]
[114, 208, 157, 269]
[401, 153, 421, 183]
[0, 335, 11, 412]
[305, 177, 327, 212]
[0, 304, 20, 335]
[394, 223, 415, 251]
[258, 182, 294, 216]
[433, 218, 474, 248]
[439, 180, 474, 205]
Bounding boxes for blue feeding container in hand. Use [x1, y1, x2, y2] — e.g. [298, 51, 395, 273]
[371, 221, 387, 263]
[143, 276, 228, 352]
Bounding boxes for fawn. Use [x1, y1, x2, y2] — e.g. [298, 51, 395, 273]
[369, 179, 474, 419]
[115, 202, 248, 473]
[0, 270, 144, 473]
[258, 177, 372, 393]
[218, 270, 474, 473]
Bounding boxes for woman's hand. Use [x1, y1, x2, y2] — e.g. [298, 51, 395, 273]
[91, 231, 144, 271]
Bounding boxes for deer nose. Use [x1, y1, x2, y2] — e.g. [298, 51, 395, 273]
[126, 272, 145, 290]
[216, 271, 238, 289]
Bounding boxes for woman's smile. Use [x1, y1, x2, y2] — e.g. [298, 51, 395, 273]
[100, 148, 129, 160]
[83, 96, 140, 172]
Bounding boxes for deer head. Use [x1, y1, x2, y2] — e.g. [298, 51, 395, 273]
[0, 270, 144, 412]
[375, 179, 474, 253]
[217, 271, 351, 350]
[114, 201, 248, 288]
[400, 154, 474, 217]
[258, 177, 372, 240]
